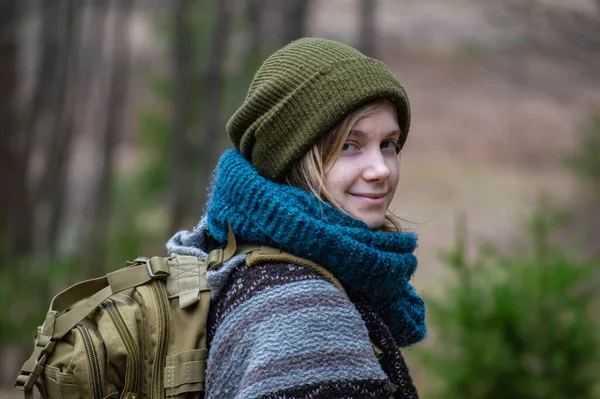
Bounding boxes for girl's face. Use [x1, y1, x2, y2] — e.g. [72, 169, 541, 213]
[324, 102, 401, 229]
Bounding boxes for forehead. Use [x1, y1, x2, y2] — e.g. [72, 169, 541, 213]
[351, 103, 400, 134]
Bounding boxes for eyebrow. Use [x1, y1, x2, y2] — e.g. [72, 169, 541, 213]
[348, 129, 402, 138]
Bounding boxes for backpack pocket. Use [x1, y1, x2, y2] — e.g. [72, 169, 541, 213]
[75, 323, 104, 398]
[41, 320, 107, 399]
[99, 295, 142, 398]
[42, 365, 78, 399]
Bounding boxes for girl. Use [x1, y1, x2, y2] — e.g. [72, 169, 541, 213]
[167, 38, 426, 398]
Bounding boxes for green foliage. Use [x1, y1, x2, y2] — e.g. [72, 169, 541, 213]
[137, 0, 268, 210]
[0, 255, 77, 343]
[137, 105, 172, 196]
[136, 1, 212, 205]
[566, 112, 600, 185]
[419, 206, 600, 398]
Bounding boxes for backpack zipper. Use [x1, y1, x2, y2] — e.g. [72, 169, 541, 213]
[100, 298, 140, 397]
[75, 323, 103, 399]
[150, 280, 170, 399]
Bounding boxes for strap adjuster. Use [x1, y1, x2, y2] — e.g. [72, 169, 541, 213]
[207, 249, 224, 271]
[134, 256, 169, 278]
[207, 225, 237, 271]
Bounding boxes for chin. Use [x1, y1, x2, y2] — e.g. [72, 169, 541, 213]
[362, 217, 386, 230]
[348, 208, 386, 230]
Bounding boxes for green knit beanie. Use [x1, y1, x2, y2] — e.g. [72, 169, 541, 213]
[227, 37, 411, 182]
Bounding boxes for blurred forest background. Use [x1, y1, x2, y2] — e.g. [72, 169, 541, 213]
[1, 0, 600, 397]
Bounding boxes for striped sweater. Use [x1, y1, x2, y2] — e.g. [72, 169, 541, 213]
[206, 260, 419, 398]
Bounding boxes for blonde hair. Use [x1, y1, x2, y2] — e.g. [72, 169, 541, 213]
[285, 99, 403, 232]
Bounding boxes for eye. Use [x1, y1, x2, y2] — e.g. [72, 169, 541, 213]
[381, 140, 400, 154]
[341, 142, 360, 154]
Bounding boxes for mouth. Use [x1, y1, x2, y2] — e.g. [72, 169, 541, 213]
[350, 193, 387, 205]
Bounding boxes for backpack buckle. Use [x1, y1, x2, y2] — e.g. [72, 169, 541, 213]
[15, 328, 56, 392]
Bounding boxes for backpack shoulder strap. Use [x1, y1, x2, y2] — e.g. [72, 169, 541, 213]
[245, 246, 347, 296]
[203, 226, 345, 294]
[206, 224, 263, 270]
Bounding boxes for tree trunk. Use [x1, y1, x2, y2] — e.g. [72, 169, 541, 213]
[280, 0, 312, 46]
[0, 0, 21, 265]
[358, 0, 378, 57]
[18, 1, 62, 260]
[198, 0, 232, 208]
[79, 0, 111, 136]
[245, 0, 263, 59]
[25, 1, 58, 163]
[170, 0, 193, 233]
[87, 0, 132, 275]
[44, 0, 83, 259]
[0, 0, 29, 386]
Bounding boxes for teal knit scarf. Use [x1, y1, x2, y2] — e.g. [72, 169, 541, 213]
[205, 150, 426, 346]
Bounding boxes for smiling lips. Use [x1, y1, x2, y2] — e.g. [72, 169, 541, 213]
[350, 192, 387, 205]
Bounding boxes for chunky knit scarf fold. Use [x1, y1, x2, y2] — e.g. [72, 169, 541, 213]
[205, 150, 426, 346]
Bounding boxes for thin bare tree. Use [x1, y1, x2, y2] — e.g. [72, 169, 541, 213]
[198, 0, 233, 207]
[245, 0, 264, 59]
[87, 0, 133, 275]
[170, 0, 194, 232]
[0, 0, 29, 385]
[0, 0, 21, 265]
[358, 0, 378, 57]
[43, 0, 84, 258]
[281, 0, 312, 46]
[18, 1, 61, 260]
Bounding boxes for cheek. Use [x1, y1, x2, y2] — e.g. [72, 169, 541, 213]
[323, 170, 340, 195]
[329, 176, 349, 196]
[389, 159, 400, 181]
[325, 162, 356, 191]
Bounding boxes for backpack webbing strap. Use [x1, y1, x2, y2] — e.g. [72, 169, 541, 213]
[50, 257, 169, 339]
[207, 228, 345, 293]
[208, 231, 345, 294]
[207, 225, 262, 271]
[246, 246, 347, 295]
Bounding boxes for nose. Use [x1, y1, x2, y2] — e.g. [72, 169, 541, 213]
[362, 150, 391, 182]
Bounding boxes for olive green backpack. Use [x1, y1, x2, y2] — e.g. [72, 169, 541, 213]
[15, 229, 347, 399]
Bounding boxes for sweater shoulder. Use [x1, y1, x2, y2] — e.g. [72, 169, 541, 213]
[210, 261, 344, 327]
[206, 261, 394, 398]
